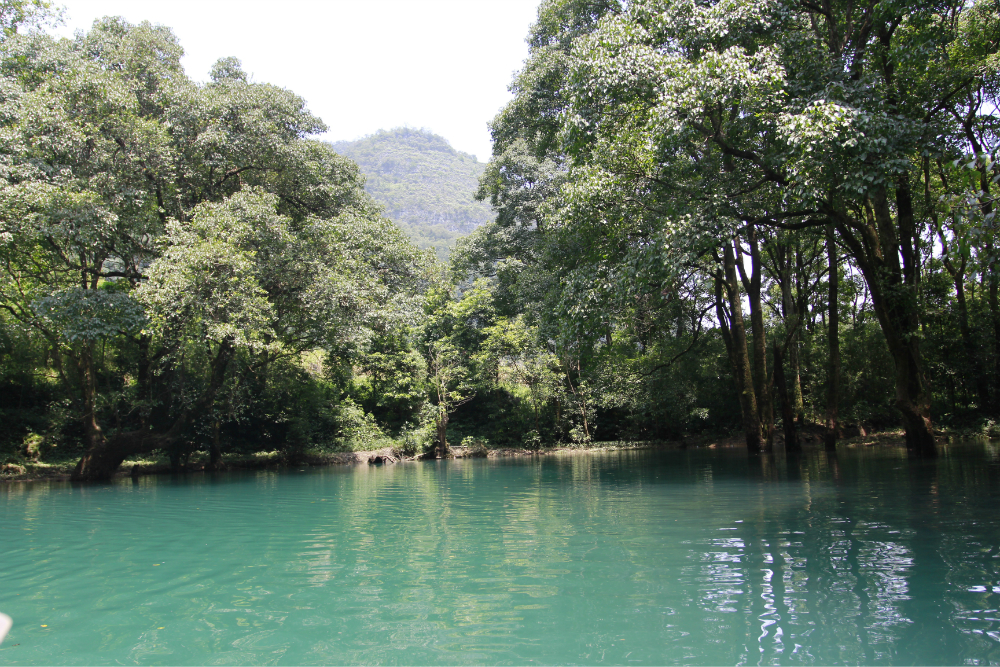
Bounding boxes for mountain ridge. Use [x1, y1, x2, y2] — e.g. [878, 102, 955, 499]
[330, 128, 494, 259]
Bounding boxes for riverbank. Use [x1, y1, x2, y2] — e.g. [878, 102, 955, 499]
[0, 440, 670, 483]
[0, 425, 974, 484]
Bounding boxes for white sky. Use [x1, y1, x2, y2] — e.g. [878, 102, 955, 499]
[53, 0, 541, 162]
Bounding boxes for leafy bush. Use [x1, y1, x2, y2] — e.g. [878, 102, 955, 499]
[330, 399, 396, 452]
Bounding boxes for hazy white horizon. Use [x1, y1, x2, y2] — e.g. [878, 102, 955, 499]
[53, 0, 541, 162]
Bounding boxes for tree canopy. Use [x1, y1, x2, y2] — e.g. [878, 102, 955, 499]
[0, 13, 427, 479]
[460, 0, 1000, 456]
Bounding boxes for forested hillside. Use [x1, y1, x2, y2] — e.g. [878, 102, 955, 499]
[331, 129, 493, 259]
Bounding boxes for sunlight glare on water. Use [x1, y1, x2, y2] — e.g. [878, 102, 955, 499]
[3, 444, 1000, 665]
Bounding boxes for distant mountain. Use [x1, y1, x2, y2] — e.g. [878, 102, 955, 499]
[330, 128, 494, 260]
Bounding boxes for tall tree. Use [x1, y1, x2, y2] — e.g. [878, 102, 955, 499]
[554, 0, 1000, 455]
[0, 19, 424, 479]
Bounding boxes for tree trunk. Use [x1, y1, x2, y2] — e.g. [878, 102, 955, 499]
[987, 239, 1000, 412]
[736, 229, 773, 450]
[76, 341, 104, 452]
[73, 425, 187, 482]
[889, 336, 936, 455]
[718, 245, 763, 453]
[824, 226, 841, 452]
[435, 407, 450, 458]
[136, 334, 152, 428]
[958, 121, 999, 411]
[930, 157, 986, 409]
[773, 341, 799, 452]
[937, 229, 985, 408]
[792, 245, 806, 424]
[563, 356, 591, 442]
[738, 226, 774, 450]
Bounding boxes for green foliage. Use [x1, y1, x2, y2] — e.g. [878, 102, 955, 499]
[328, 398, 396, 452]
[0, 18, 429, 474]
[0, 0, 60, 38]
[348, 329, 427, 433]
[34, 287, 147, 343]
[459, 0, 1000, 454]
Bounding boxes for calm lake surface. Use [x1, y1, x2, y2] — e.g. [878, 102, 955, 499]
[3, 443, 1000, 665]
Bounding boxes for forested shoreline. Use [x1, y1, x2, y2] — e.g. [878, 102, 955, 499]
[2, 0, 1000, 482]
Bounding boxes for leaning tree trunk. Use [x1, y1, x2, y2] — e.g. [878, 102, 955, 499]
[72, 424, 188, 482]
[72, 337, 235, 481]
[830, 185, 936, 457]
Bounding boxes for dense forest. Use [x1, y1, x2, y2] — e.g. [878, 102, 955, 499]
[331, 129, 493, 260]
[453, 0, 1000, 458]
[1, 0, 999, 481]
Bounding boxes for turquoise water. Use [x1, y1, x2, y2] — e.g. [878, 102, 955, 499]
[3, 444, 1000, 665]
